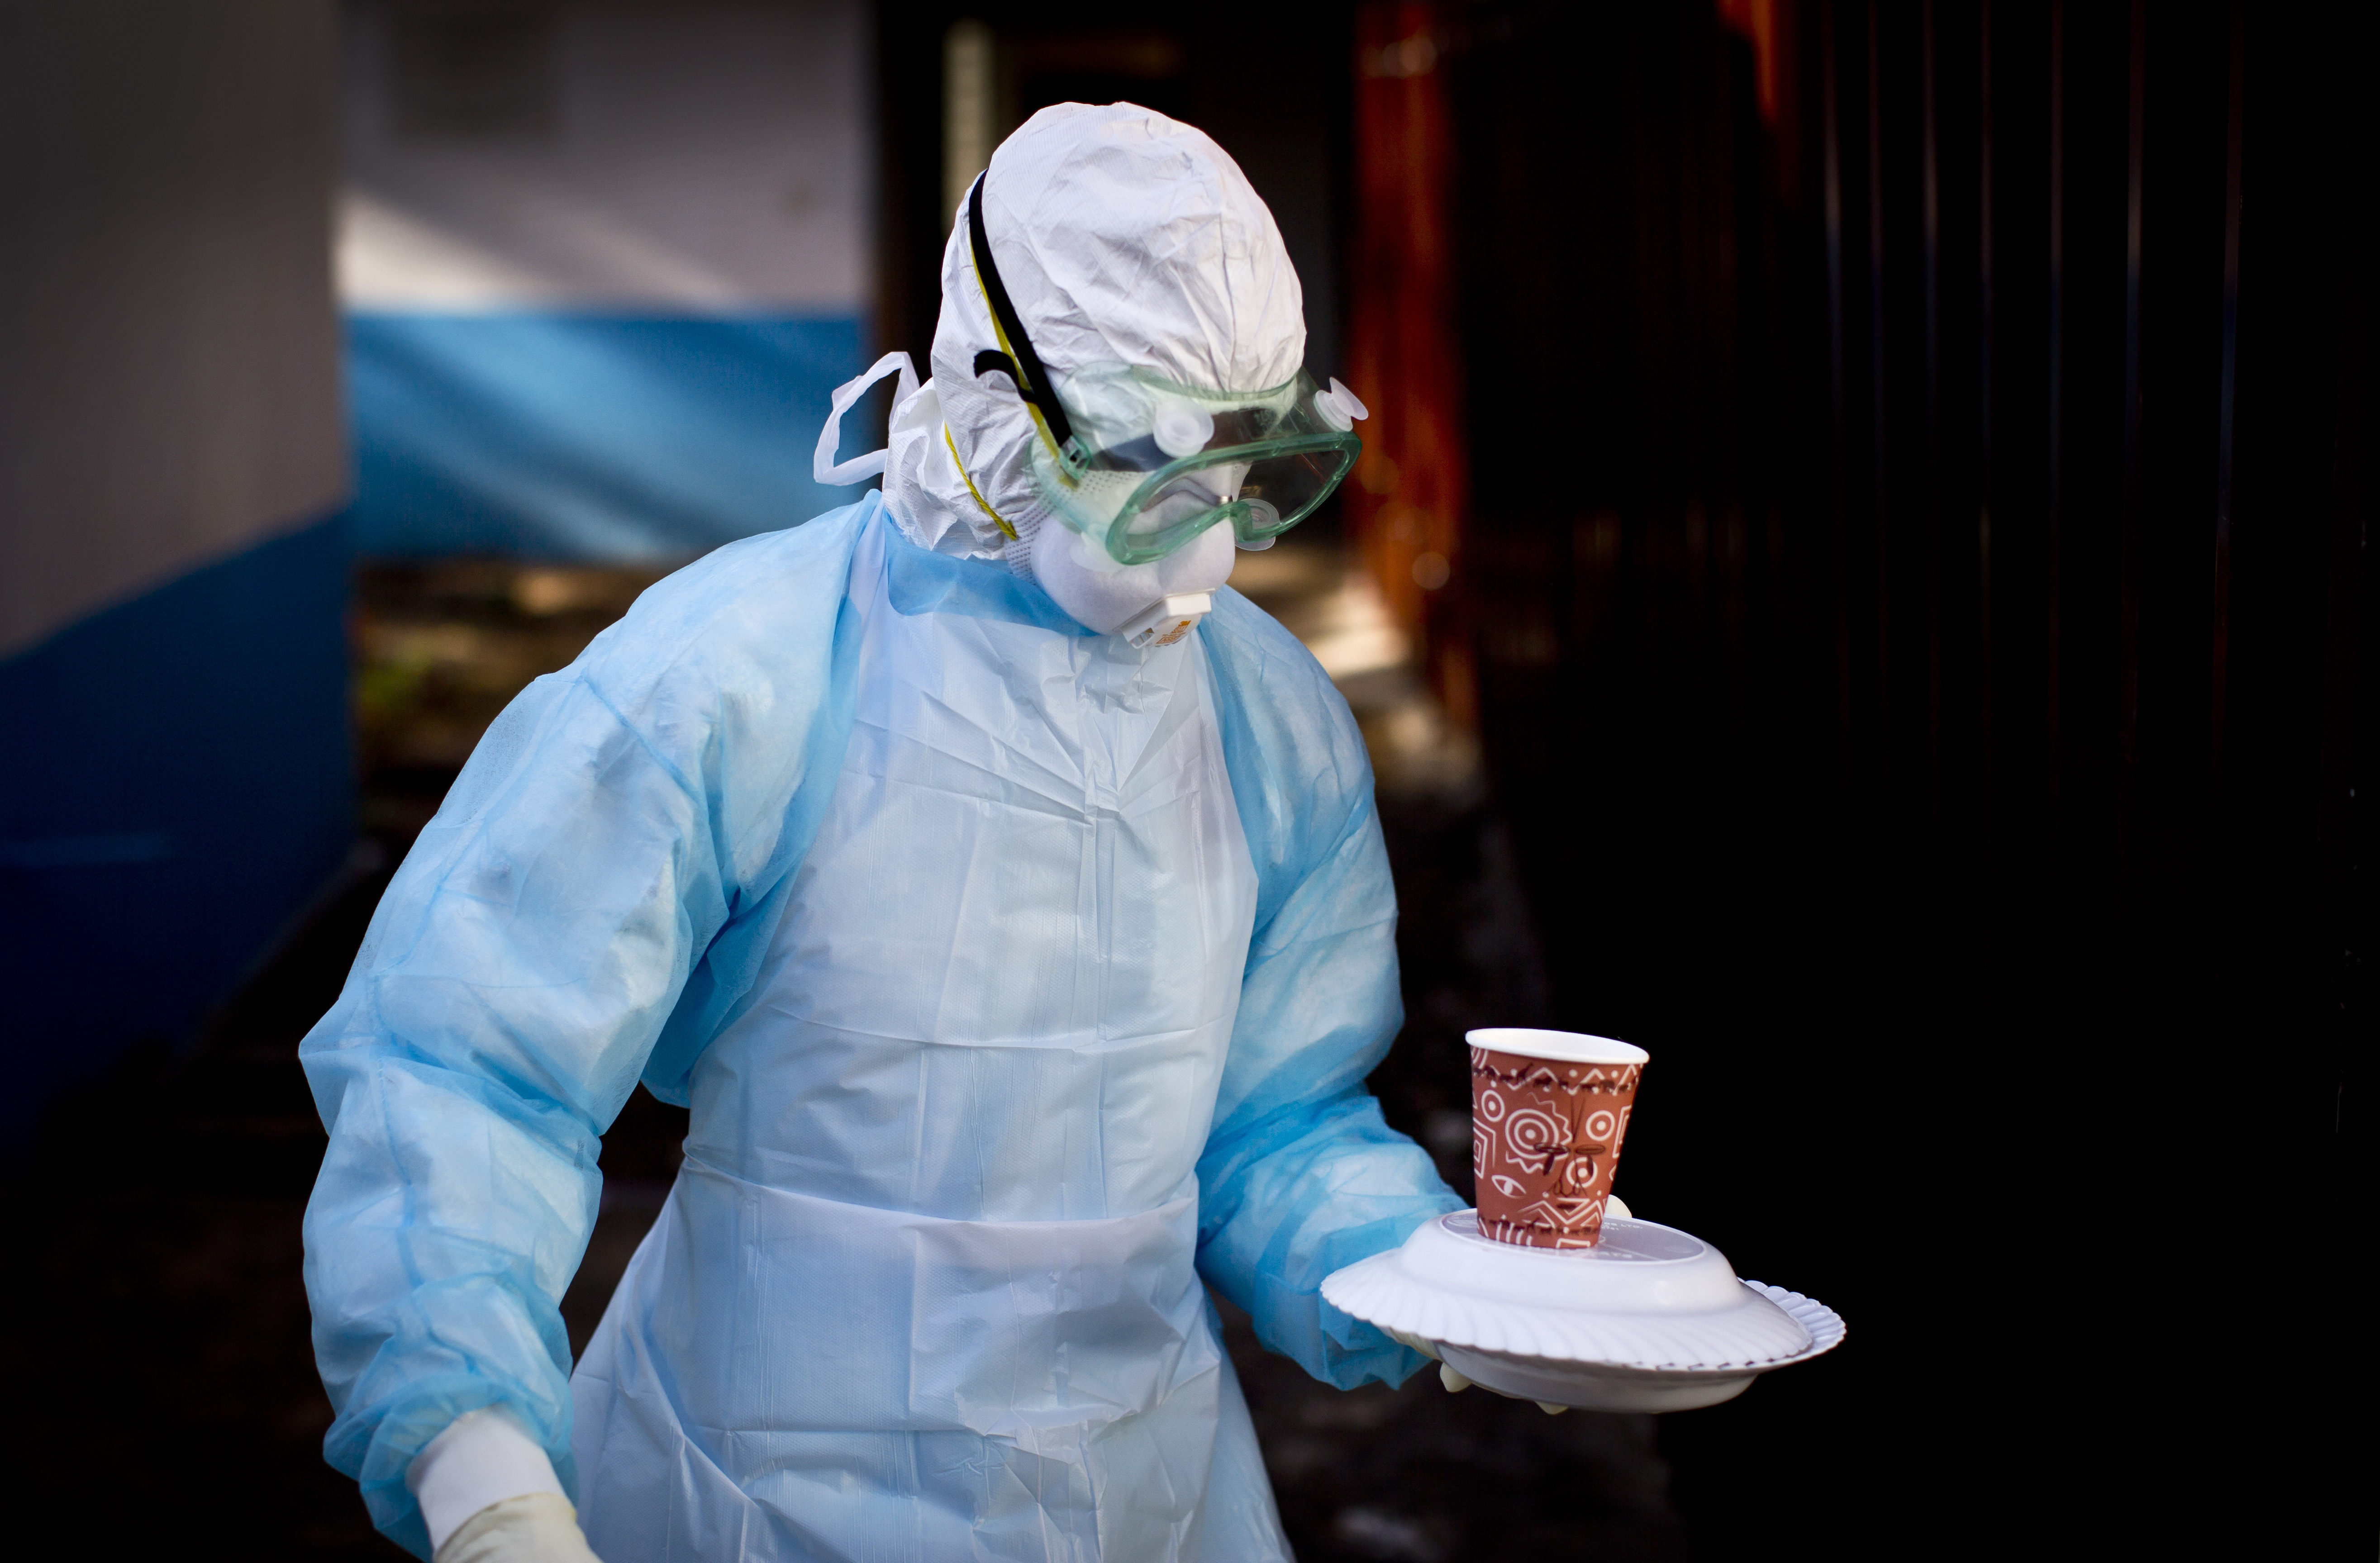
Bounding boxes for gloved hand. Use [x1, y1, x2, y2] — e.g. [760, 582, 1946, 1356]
[410, 1407, 594, 1561]
[1395, 1195, 1635, 1415]
[433, 1493, 605, 1563]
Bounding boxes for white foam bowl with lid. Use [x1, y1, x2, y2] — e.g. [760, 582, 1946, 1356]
[1322, 1211, 1846, 1412]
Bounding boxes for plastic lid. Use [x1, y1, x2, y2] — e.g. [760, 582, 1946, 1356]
[1466, 1028, 1647, 1065]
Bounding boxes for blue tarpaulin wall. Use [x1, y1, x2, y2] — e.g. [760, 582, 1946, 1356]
[0, 514, 354, 1145]
[346, 311, 868, 560]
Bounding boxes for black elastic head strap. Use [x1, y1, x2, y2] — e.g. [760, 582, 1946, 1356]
[966, 173, 1081, 466]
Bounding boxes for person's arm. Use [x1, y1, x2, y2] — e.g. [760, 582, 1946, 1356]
[1191, 593, 1464, 1390]
[300, 508, 870, 1558]
[302, 670, 722, 1556]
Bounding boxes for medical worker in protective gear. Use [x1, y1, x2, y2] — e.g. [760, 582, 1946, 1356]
[301, 102, 1461, 1563]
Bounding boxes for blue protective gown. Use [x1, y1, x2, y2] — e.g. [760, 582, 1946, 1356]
[301, 496, 1460, 1560]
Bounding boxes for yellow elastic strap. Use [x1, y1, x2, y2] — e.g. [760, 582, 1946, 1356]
[944, 424, 1018, 540]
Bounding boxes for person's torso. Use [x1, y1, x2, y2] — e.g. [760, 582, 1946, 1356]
[573, 521, 1285, 1560]
[618, 522, 1259, 1439]
[686, 527, 1260, 1217]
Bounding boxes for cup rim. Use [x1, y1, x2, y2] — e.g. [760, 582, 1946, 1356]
[1466, 1028, 1648, 1065]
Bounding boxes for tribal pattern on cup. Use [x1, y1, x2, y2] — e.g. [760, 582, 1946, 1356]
[1470, 1047, 1642, 1249]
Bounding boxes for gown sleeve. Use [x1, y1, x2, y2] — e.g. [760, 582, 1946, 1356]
[1191, 589, 1465, 1391]
[299, 503, 871, 1558]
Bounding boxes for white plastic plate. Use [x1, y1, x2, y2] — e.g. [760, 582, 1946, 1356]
[1437, 1283, 1846, 1411]
[1321, 1212, 1847, 1412]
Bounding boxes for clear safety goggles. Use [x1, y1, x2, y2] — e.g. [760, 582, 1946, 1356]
[1025, 365, 1367, 565]
[964, 174, 1368, 566]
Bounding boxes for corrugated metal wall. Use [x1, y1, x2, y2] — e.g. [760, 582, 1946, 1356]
[1446, 0, 2369, 1550]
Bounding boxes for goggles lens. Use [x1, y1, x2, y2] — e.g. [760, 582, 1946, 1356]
[1026, 368, 1362, 565]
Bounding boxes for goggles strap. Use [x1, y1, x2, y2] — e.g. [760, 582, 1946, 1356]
[966, 174, 1082, 468]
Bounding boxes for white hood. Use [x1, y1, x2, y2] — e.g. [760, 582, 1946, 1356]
[881, 100, 1309, 601]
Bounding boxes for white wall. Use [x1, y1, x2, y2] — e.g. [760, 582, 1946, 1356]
[0, 1, 348, 658]
[338, 0, 870, 312]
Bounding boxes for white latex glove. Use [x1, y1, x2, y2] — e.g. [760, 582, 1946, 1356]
[1398, 1196, 1634, 1416]
[434, 1493, 605, 1563]
[410, 1407, 596, 1561]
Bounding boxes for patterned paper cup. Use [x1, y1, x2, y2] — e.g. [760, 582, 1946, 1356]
[1468, 1029, 1650, 1249]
